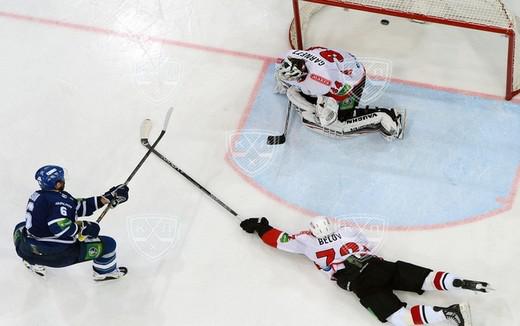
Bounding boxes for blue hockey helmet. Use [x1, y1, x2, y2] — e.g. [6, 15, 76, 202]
[35, 165, 65, 190]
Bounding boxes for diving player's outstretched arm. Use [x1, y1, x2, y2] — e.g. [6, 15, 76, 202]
[240, 217, 306, 254]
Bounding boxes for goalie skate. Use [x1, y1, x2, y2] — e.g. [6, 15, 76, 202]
[380, 108, 406, 141]
[395, 109, 406, 140]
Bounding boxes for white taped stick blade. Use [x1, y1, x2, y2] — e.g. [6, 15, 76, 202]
[162, 107, 174, 131]
[140, 119, 153, 139]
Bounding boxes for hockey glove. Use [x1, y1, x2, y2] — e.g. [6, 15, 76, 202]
[240, 217, 270, 234]
[103, 184, 129, 208]
[76, 220, 100, 240]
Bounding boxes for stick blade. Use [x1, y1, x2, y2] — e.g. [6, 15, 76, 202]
[162, 107, 174, 131]
[267, 135, 286, 145]
[140, 119, 153, 139]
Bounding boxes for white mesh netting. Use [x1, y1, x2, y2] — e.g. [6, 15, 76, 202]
[513, 15, 520, 91]
[289, 0, 520, 98]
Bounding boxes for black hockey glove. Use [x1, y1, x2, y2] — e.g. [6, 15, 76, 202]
[240, 217, 272, 236]
[77, 220, 100, 239]
[103, 184, 129, 208]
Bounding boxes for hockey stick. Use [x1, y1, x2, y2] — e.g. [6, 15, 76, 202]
[140, 128, 243, 222]
[95, 107, 174, 223]
[266, 101, 292, 145]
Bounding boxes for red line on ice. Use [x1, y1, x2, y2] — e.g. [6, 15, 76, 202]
[1, 9, 520, 104]
[0, 11, 273, 62]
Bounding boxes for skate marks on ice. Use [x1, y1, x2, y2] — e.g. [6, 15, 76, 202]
[227, 64, 520, 229]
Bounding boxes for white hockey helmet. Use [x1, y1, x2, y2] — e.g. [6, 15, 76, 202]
[277, 56, 308, 82]
[309, 216, 336, 238]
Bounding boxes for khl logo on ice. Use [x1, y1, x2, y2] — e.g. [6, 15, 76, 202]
[228, 130, 282, 176]
[357, 58, 392, 104]
[333, 215, 387, 255]
[127, 216, 179, 260]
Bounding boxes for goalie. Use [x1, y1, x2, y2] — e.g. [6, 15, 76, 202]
[275, 47, 405, 140]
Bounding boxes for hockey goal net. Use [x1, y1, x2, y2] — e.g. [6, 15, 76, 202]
[289, 0, 520, 100]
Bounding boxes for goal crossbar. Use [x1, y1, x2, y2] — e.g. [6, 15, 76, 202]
[290, 0, 520, 100]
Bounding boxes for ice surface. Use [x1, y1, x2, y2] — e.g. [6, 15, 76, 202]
[1, 1, 520, 325]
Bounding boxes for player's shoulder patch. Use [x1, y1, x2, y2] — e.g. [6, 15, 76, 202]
[280, 233, 291, 243]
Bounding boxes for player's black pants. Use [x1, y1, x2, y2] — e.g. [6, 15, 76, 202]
[13, 222, 112, 268]
[334, 258, 432, 323]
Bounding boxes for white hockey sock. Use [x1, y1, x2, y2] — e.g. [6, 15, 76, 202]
[387, 306, 446, 326]
[410, 305, 446, 324]
[422, 271, 458, 291]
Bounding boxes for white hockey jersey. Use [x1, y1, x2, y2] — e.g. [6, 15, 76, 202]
[259, 224, 373, 279]
[277, 47, 366, 102]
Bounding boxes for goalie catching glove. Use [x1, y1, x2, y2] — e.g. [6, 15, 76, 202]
[103, 184, 129, 208]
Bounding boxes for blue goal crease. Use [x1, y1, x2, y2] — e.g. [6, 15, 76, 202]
[228, 64, 520, 228]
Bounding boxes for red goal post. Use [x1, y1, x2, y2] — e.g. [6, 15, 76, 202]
[289, 0, 520, 100]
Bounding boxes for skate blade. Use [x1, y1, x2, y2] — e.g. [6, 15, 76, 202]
[475, 284, 495, 293]
[460, 303, 472, 326]
[396, 109, 407, 140]
[93, 267, 128, 282]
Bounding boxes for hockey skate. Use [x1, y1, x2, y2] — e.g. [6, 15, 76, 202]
[453, 279, 493, 293]
[437, 303, 472, 326]
[23, 260, 46, 277]
[93, 266, 128, 282]
[394, 109, 406, 140]
[380, 108, 406, 141]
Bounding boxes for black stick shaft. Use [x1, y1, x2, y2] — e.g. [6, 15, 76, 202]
[96, 109, 173, 223]
[267, 101, 291, 145]
[281, 101, 291, 135]
[141, 138, 242, 221]
[124, 130, 166, 185]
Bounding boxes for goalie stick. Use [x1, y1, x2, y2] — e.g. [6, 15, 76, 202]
[141, 126, 243, 222]
[267, 101, 292, 145]
[95, 107, 174, 223]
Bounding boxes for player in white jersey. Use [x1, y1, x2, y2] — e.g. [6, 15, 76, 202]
[240, 216, 490, 326]
[275, 47, 405, 140]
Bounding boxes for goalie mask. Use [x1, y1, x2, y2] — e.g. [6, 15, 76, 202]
[309, 216, 336, 238]
[277, 57, 308, 82]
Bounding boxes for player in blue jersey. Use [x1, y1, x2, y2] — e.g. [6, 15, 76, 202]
[13, 165, 130, 281]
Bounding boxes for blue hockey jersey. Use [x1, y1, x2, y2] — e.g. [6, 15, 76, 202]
[24, 190, 101, 244]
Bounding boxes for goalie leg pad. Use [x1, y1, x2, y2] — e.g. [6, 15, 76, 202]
[343, 111, 387, 134]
